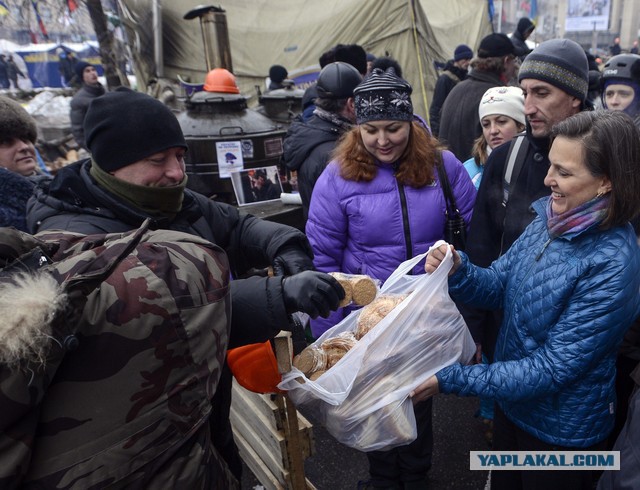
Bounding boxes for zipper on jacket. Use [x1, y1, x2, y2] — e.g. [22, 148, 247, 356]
[396, 180, 413, 263]
[535, 238, 552, 261]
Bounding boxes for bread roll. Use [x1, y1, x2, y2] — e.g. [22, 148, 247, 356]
[321, 331, 357, 352]
[293, 346, 327, 376]
[328, 272, 378, 307]
[350, 275, 378, 306]
[329, 272, 353, 307]
[309, 370, 326, 381]
[355, 294, 406, 339]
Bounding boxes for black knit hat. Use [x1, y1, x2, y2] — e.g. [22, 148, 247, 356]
[454, 44, 474, 61]
[0, 96, 37, 144]
[84, 88, 188, 172]
[75, 61, 92, 82]
[268, 64, 288, 83]
[478, 33, 515, 58]
[334, 44, 368, 76]
[353, 67, 413, 124]
[518, 39, 589, 102]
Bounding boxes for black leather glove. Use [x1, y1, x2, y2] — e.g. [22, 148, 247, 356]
[281, 271, 345, 319]
[272, 244, 315, 276]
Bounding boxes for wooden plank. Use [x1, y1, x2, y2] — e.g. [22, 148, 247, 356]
[231, 329, 317, 489]
[231, 382, 314, 459]
[274, 332, 293, 373]
[234, 427, 284, 490]
[232, 381, 286, 430]
[274, 394, 306, 488]
[230, 396, 286, 468]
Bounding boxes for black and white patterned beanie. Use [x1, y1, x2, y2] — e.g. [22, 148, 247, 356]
[353, 68, 413, 124]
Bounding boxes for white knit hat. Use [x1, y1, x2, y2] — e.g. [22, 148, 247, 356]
[478, 86, 526, 126]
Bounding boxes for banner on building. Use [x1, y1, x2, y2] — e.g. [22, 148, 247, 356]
[565, 0, 611, 32]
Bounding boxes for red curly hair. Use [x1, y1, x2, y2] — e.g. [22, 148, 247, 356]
[331, 121, 444, 188]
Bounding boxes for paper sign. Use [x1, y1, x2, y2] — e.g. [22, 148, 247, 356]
[216, 141, 244, 178]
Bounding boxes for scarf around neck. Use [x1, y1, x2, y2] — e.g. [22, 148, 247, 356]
[313, 107, 354, 131]
[545, 194, 610, 238]
[90, 161, 187, 219]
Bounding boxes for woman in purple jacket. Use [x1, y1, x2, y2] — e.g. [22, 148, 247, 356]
[305, 67, 477, 489]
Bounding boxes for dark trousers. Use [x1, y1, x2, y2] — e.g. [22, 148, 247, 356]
[492, 406, 605, 490]
[210, 363, 243, 481]
[366, 398, 433, 488]
[608, 355, 639, 448]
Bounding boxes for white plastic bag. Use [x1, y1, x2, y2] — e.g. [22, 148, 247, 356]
[279, 242, 476, 451]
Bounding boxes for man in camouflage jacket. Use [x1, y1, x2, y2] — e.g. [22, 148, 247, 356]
[25, 88, 345, 484]
[0, 223, 237, 488]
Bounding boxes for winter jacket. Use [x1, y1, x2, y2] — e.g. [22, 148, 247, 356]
[0, 167, 34, 231]
[462, 156, 483, 190]
[306, 150, 476, 337]
[428, 61, 468, 137]
[511, 18, 534, 60]
[69, 83, 106, 149]
[283, 114, 348, 221]
[438, 197, 640, 447]
[466, 130, 551, 268]
[460, 130, 551, 349]
[438, 70, 506, 161]
[27, 159, 308, 349]
[26, 158, 315, 481]
[0, 225, 237, 488]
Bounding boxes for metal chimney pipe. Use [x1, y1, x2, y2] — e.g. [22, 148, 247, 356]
[152, 0, 163, 77]
[184, 5, 233, 72]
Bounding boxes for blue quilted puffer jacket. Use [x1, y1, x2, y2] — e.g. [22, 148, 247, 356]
[437, 197, 640, 447]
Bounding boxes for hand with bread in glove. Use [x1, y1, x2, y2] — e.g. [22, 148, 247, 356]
[281, 270, 345, 319]
[272, 244, 315, 276]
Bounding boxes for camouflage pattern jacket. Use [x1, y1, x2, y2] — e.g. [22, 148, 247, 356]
[27, 159, 311, 349]
[0, 223, 238, 489]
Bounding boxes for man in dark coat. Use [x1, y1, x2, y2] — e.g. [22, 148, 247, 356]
[283, 61, 362, 221]
[438, 33, 518, 161]
[27, 88, 345, 483]
[0, 55, 9, 89]
[6, 55, 25, 90]
[429, 44, 473, 136]
[460, 40, 590, 408]
[69, 61, 105, 149]
[510, 17, 535, 60]
[58, 50, 78, 88]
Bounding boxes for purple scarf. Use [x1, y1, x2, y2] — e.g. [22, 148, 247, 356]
[546, 195, 610, 238]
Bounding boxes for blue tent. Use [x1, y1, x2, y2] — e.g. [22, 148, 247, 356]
[13, 42, 103, 89]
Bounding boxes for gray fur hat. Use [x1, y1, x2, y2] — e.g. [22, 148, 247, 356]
[0, 97, 38, 144]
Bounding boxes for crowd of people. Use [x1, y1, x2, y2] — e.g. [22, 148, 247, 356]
[1, 16, 640, 490]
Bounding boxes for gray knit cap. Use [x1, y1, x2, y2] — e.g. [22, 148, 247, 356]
[518, 38, 589, 102]
[353, 68, 413, 124]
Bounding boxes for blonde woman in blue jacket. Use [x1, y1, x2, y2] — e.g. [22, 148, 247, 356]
[414, 110, 640, 490]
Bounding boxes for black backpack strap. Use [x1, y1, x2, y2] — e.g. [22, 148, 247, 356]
[501, 133, 529, 208]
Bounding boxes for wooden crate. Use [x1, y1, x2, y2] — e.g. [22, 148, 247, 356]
[230, 332, 316, 489]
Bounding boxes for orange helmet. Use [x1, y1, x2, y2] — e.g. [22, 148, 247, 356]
[227, 340, 283, 394]
[203, 68, 240, 94]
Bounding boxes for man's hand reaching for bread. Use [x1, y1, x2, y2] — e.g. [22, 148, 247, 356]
[425, 244, 461, 275]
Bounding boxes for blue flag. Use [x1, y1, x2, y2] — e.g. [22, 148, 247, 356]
[531, 0, 538, 21]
